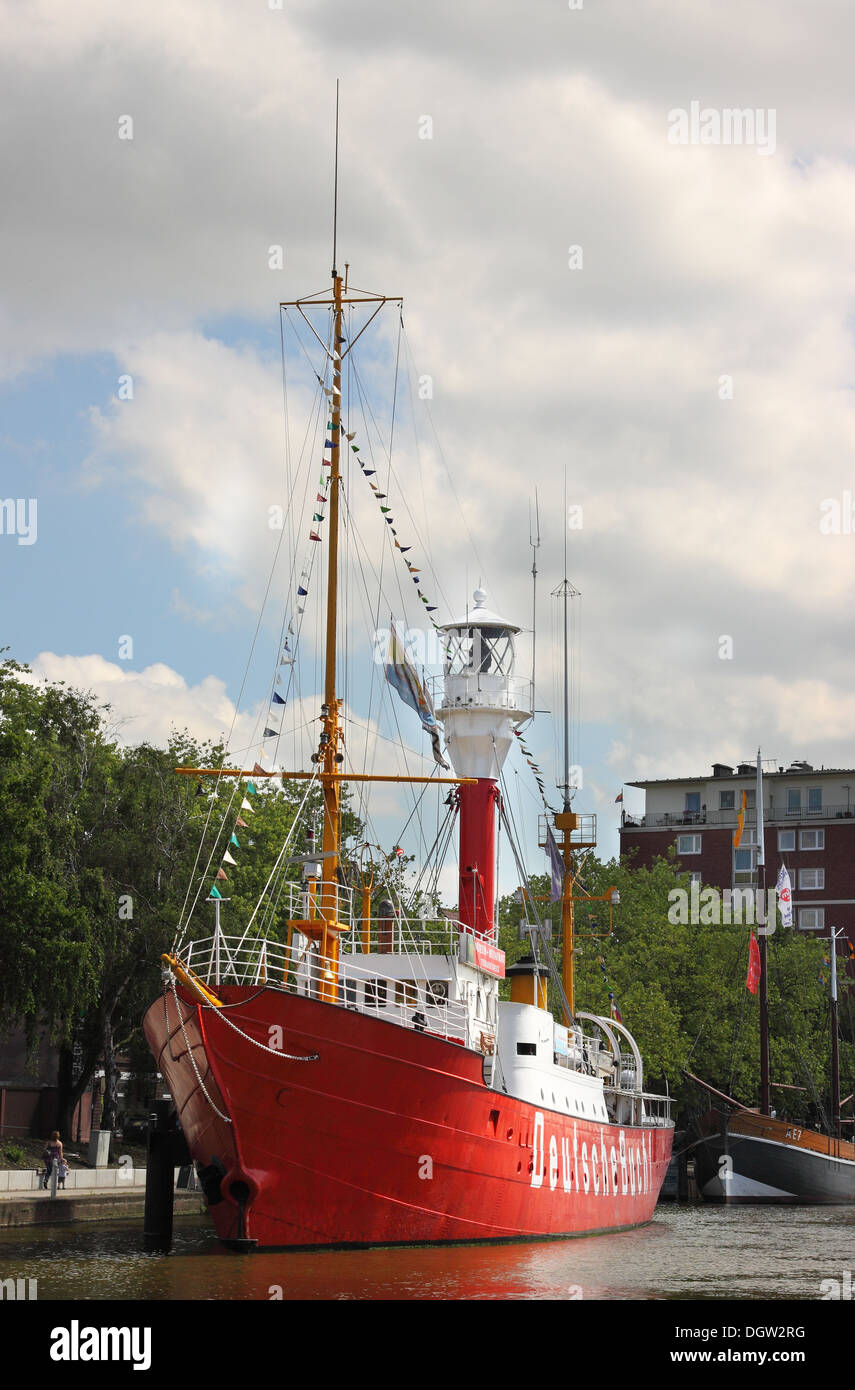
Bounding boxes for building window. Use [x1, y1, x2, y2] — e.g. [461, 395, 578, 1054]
[734, 849, 754, 871]
[799, 868, 824, 890]
[778, 830, 795, 851]
[798, 907, 825, 930]
[807, 788, 822, 815]
[719, 790, 735, 810]
[744, 790, 756, 810]
[787, 789, 801, 815]
[799, 829, 824, 851]
[677, 834, 701, 855]
[689, 871, 703, 885]
[685, 792, 701, 813]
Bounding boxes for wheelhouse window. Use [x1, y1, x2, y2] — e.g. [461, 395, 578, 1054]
[425, 980, 449, 1007]
[395, 980, 417, 1009]
[364, 979, 388, 1008]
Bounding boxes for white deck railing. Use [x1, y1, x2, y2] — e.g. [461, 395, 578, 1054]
[180, 932, 487, 1050]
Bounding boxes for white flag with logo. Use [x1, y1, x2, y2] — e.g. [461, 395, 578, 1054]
[776, 864, 793, 927]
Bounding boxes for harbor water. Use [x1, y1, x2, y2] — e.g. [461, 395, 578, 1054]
[1, 1203, 852, 1301]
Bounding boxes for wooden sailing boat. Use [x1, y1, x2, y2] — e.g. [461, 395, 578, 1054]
[141, 114, 674, 1249]
[693, 752, 855, 1202]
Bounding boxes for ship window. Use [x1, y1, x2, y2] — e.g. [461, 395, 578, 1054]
[395, 980, 417, 1008]
[477, 628, 513, 675]
[426, 980, 449, 1006]
[364, 979, 387, 1008]
[343, 977, 357, 1007]
[444, 629, 475, 675]
[516, 1042, 536, 1056]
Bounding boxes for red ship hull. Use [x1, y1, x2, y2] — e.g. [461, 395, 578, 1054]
[143, 984, 673, 1249]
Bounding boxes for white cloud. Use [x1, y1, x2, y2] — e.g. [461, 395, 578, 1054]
[8, 0, 855, 865]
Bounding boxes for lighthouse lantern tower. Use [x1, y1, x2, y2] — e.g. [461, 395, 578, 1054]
[439, 589, 531, 938]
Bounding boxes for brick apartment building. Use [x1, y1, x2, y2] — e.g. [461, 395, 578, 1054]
[619, 760, 855, 941]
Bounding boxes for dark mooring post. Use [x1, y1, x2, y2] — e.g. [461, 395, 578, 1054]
[144, 1100, 190, 1249]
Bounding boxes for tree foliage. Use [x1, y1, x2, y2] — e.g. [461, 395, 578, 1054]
[498, 849, 852, 1122]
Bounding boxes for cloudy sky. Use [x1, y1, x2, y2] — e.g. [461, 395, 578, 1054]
[2, 0, 855, 898]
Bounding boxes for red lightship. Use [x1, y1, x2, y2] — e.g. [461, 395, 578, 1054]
[143, 244, 673, 1251]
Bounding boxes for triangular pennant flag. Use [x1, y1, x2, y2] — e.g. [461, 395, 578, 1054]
[236, 817, 248, 829]
[313, 513, 324, 522]
[363, 469, 375, 476]
[272, 692, 286, 705]
[426, 605, 437, 612]
[351, 444, 360, 452]
[247, 781, 259, 794]
[216, 868, 228, 881]
[229, 833, 241, 848]
[380, 506, 391, 513]
[399, 545, 411, 552]
[316, 492, 326, 503]
[209, 884, 222, 899]
[263, 727, 278, 738]
[297, 586, 308, 597]
[324, 439, 334, 448]
[222, 850, 238, 867]
[345, 432, 356, 441]
[310, 532, 322, 541]
[241, 798, 253, 812]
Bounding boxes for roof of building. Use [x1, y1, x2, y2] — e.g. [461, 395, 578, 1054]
[627, 766, 855, 788]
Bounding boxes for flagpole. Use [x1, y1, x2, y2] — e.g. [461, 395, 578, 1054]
[831, 925, 841, 1146]
[757, 749, 771, 1116]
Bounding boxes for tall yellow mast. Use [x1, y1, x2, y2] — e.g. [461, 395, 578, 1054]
[317, 268, 345, 999]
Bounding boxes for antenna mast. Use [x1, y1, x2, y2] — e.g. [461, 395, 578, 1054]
[331, 78, 340, 278]
[529, 490, 540, 708]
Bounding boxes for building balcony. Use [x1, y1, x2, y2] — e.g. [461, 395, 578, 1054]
[621, 805, 855, 830]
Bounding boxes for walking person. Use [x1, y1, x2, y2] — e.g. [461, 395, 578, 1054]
[41, 1131, 63, 1191]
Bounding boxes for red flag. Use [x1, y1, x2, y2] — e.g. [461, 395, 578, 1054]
[615, 791, 624, 803]
[746, 932, 761, 994]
